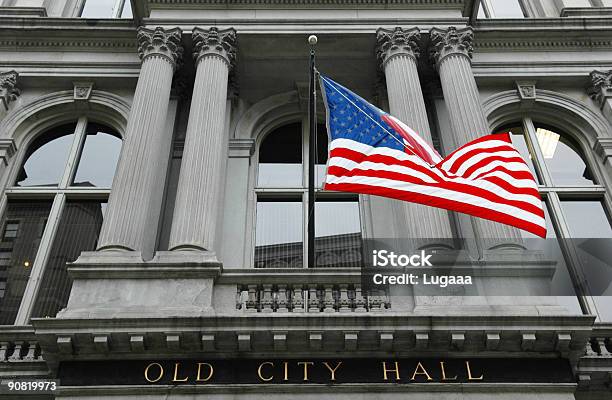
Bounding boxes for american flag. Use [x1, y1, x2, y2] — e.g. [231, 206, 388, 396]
[320, 75, 546, 238]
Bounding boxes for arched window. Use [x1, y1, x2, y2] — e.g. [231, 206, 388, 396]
[495, 117, 612, 321]
[0, 117, 122, 325]
[254, 122, 362, 268]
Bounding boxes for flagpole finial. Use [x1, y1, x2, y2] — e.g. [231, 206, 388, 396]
[308, 35, 318, 46]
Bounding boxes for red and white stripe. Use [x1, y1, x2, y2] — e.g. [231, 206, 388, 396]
[324, 132, 546, 238]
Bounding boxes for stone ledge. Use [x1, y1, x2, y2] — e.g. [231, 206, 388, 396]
[68, 250, 222, 279]
[561, 7, 612, 18]
[0, 7, 47, 18]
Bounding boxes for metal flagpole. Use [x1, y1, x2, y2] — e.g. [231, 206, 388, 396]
[307, 34, 318, 268]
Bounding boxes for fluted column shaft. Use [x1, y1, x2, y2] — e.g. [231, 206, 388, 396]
[377, 28, 453, 246]
[98, 27, 183, 255]
[431, 27, 522, 247]
[168, 27, 237, 251]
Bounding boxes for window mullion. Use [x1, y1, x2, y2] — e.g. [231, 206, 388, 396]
[112, 0, 126, 18]
[13, 193, 66, 325]
[60, 116, 88, 189]
[481, 0, 495, 18]
[523, 117, 554, 186]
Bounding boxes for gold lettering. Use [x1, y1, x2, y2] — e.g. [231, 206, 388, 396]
[466, 361, 484, 381]
[144, 362, 164, 383]
[258, 362, 274, 382]
[196, 363, 214, 382]
[172, 362, 189, 382]
[411, 362, 433, 381]
[297, 361, 314, 381]
[382, 361, 401, 381]
[283, 362, 289, 381]
[323, 361, 342, 381]
[440, 361, 457, 381]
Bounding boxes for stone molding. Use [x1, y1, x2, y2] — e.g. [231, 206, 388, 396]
[137, 26, 184, 67]
[228, 138, 255, 158]
[148, 0, 465, 6]
[588, 69, 612, 108]
[192, 27, 237, 71]
[0, 70, 20, 111]
[430, 26, 474, 66]
[375, 27, 421, 69]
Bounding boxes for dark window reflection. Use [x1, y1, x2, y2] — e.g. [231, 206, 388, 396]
[31, 201, 106, 319]
[73, 123, 122, 188]
[316, 123, 329, 188]
[254, 198, 303, 268]
[0, 201, 52, 325]
[314, 199, 362, 268]
[16, 124, 76, 187]
[535, 126, 595, 186]
[496, 125, 540, 183]
[258, 123, 302, 187]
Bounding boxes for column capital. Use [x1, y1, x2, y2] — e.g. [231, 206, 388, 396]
[588, 70, 612, 108]
[137, 27, 184, 68]
[192, 27, 237, 71]
[429, 26, 474, 67]
[376, 27, 421, 69]
[0, 70, 20, 111]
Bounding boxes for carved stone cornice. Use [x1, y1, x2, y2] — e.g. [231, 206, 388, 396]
[588, 70, 612, 108]
[192, 27, 237, 71]
[376, 27, 421, 70]
[0, 70, 20, 111]
[137, 27, 183, 68]
[429, 26, 474, 66]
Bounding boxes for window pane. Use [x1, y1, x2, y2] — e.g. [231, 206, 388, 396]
[121, 0, 133, 18]
[520, 201, 582, 315]
[497, 126, 540, 184]
[561, 200, 612, 238]
[255, 199, 303, 268]
[561, 200, 612, 321]
[31, 201, 106, 319]
[490, 0, 524, 18]
[258, 123, 302, 187]
[0, 201, 52, 325]
[535, 126, 595, 186]
[81, 0, 116, 18]
[73, 124, 122, 188]
[315, 199, 362, 268]
[316, 124, 329, 188]
[16, 123, 76, 187]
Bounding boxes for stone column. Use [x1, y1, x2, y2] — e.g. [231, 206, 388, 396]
[430, 27, 522, 249]
[97, 27, 183, 256]
[376, 27, 453, 247]
[168, 27, 237, 253]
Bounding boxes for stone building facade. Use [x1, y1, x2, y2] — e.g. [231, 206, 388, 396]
[0, 0, 612, 399]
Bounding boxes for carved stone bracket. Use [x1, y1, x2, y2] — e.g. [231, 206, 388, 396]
[0, 70, 20, 111]
[0, 139, 16, 166]
[588, 70, 612, 109]
[429, 26, 474, 67]
[73, 82, 94, 101]
[376, 27, 421, 69]
[516, 81, 537, 108]
[136, 27, 184, 68]
[192, 27, 237, 71]
[594, 137, 612, 164]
